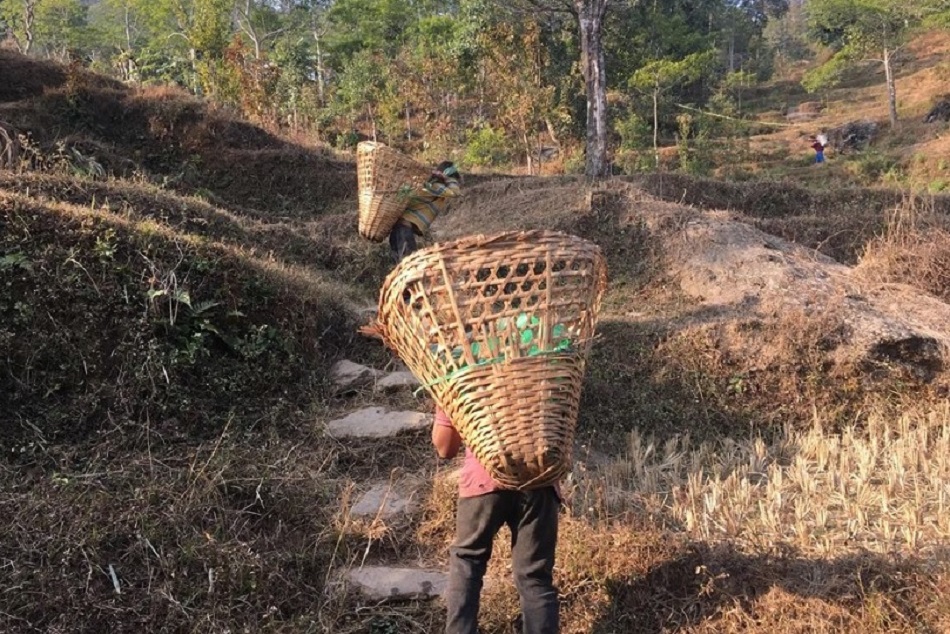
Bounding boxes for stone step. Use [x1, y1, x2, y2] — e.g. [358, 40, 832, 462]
[330, 360, 382, 391]
[347, 566, 447, 601]
[326, 407, 429, 439]
[350, 476, 425, 519]
[376, 370, 420, 391]
[330, 360, 421, 393]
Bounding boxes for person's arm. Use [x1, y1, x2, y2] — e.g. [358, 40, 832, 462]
[423, 176, 461, 199]
[431, 408, 462, 459]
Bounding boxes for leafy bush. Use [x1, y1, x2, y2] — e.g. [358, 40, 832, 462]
[463, 126, 513, 167]
[614, 148, 653, 174]
[846, 151, 901, 185]
[614, 111, 651, 151]
[562, 145, 586, 175]
[929, 179, 948, 193]
[675, 113, 713, 176]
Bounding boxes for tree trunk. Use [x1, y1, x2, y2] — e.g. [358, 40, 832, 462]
[545, 118, 561, 148]
[22, 0, 36, 54]
[523, 130, 534, 175]
[189, 47, 199, 94]
[728, 30, 735, 72]
[313, 31, 326, 105]
[575, 0, 610, 178]
[652, 86, 660, 169]
[123, 5, 137, 82]
[883, 47, 898, 127]
[368, 104, 377, 142]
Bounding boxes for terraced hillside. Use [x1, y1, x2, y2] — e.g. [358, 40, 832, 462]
[2, 50, 950, 633]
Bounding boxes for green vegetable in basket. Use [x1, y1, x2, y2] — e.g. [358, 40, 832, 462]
[427, 313, 574, 375]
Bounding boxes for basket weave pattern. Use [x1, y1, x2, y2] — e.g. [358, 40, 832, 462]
[357, 141, 432, 242]
[373, 230, 607, 489]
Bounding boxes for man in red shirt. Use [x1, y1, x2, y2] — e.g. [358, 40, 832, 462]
[810, 135, 826, 164]
[431, 408, 560, 634]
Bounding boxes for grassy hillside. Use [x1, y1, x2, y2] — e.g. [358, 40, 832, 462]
[669, 30, 950, 193]
[2, 46, 950, 633]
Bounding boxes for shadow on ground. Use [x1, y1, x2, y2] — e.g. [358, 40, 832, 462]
[590, 544, 946, 633]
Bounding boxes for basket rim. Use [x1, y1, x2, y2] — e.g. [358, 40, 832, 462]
[381, 229, 602, 280]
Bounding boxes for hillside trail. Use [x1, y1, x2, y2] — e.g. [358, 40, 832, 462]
[321, 357, 454, 603]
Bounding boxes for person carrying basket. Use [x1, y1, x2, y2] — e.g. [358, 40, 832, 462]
[388, 161, 462, 262]
[432, 407, 560, 634]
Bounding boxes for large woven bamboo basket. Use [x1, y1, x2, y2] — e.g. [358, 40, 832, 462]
[356, 141, 432, 242]
[370, 230, 608, 489]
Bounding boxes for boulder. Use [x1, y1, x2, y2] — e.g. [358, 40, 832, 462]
[665, 211, 950, 381]
[827, 120, 878, 153]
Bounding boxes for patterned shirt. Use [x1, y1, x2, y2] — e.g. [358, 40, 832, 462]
[400, 178, 461, 235]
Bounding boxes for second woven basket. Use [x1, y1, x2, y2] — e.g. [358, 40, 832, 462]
[371, 230, 607, 489]
[356, 141, 432, 242]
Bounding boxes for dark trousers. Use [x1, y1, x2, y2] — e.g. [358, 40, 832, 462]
[445, 488, 560, 634]
[389, 221, 418, 262]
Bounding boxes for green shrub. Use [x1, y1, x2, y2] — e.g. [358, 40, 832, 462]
[614, 112, 651, 151]
[847, 151, 900, 185]
[614, 148, 654, 174]
[563, 146, 586, 175]
[463, 126, 513, 167]
[929, 179, 949, 193]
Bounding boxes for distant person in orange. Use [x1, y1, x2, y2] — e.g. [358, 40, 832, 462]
[388, 161, 461, 262]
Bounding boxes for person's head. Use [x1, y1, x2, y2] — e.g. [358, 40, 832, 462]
[435, 160, 461, 182]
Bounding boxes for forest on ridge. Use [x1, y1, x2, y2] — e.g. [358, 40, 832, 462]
[5, 0, 949, 176]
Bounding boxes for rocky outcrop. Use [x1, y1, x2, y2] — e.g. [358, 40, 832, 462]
[827, 120, 878, 153]
[663, 210, 949, 381]
[924, 97, 950, 123]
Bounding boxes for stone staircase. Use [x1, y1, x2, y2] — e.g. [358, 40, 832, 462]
[326, 360, 449, 601]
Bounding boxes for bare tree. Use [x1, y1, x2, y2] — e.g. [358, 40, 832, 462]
[575, 0, 610, 177]
[519, 0, 614, 178]
[236, 0, 287, 60]
[2, 0, 39, 54]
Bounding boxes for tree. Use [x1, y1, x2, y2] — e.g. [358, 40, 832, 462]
[804, 0, 927, 127]
[501, 0, 610, 178]
[34, 0, 87, 60]
[629, 50, 714, 168]
[333, 49, 389, 140]
[165, 0, 235, 95]
[0, 0, 39, 53]
[574, 0, 610, 177]
[475, 19, 558, 173]
[236, 0, 286, 60]
[87, 0, 167, 81]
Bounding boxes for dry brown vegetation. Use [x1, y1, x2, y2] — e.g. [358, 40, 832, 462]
[3, 48, 950, 634]
[856, 196, 950, 301]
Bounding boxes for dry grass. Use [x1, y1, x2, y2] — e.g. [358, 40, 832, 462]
[596, 406, 950, 557]
[856, 195, 950, 301]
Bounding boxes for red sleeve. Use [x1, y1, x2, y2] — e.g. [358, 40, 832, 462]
[434, 407, 455, 429]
